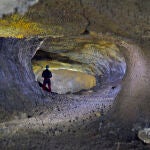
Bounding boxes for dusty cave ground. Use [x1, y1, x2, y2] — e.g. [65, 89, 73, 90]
[0, 75, 149, 150]
[0, 85, 149, 150]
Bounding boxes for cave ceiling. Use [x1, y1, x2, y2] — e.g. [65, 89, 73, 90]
[0, 0, 149, 39]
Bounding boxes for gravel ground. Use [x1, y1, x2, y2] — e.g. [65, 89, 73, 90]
[0, 84, 120, 134]
[0, 84, 149, 149]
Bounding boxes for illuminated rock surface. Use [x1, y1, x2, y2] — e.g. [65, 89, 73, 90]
[37, 69, 96, 94]
[32, 36, 126, 93]
[138, 128, 150, 144]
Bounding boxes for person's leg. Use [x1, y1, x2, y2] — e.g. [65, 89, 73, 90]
[42, 79, 46, 90]
[48, 82, 51, 92]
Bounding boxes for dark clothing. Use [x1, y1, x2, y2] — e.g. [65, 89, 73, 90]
[42, 69, 52, 79]
[42, 69, 52, 92]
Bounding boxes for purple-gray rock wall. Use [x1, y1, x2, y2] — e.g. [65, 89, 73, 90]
[0, 37, 44, 115]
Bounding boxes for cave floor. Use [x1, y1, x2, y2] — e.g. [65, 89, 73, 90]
[0, 84, 149, 149]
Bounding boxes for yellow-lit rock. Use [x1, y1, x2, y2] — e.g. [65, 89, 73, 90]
[32, 60, 96, 94]
[32, 59, 94, 75]
[0, 14, 63, 38]
[52, 69, 96, 94]
[36, 69, 96, 94]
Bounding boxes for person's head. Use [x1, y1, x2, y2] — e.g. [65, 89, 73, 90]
[46, 65, 49, 69]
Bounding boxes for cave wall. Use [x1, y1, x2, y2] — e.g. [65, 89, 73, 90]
[0, 37, 45, 116]
[111, 40, 150, 126]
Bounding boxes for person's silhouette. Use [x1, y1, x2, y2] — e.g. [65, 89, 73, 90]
[42, 65, 52, 92]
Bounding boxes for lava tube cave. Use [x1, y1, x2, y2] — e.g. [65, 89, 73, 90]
[0, 0, 150, 149]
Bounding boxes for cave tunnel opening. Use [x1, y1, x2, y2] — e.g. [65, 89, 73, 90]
[31, 37, 127, 96]
[31, 50, 97, 94]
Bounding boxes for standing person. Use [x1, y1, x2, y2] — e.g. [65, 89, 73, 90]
[42, 65, 52, 92]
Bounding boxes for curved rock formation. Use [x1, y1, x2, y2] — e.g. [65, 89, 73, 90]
[100, 38, 150, 141]
[0, 37, 45, 120]
[32, 36, 126, 94]
[114, 41, 150, 123]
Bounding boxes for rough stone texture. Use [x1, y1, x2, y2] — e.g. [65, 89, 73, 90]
[99, 37, 150, 142]
[0, 37, 46, 120]
[39, 36, 126, 84]
[138, 128, 150, 144]
[25, 0, 150, 39]
[1, 0, 150, 39]
[114, 41, 150, 123]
